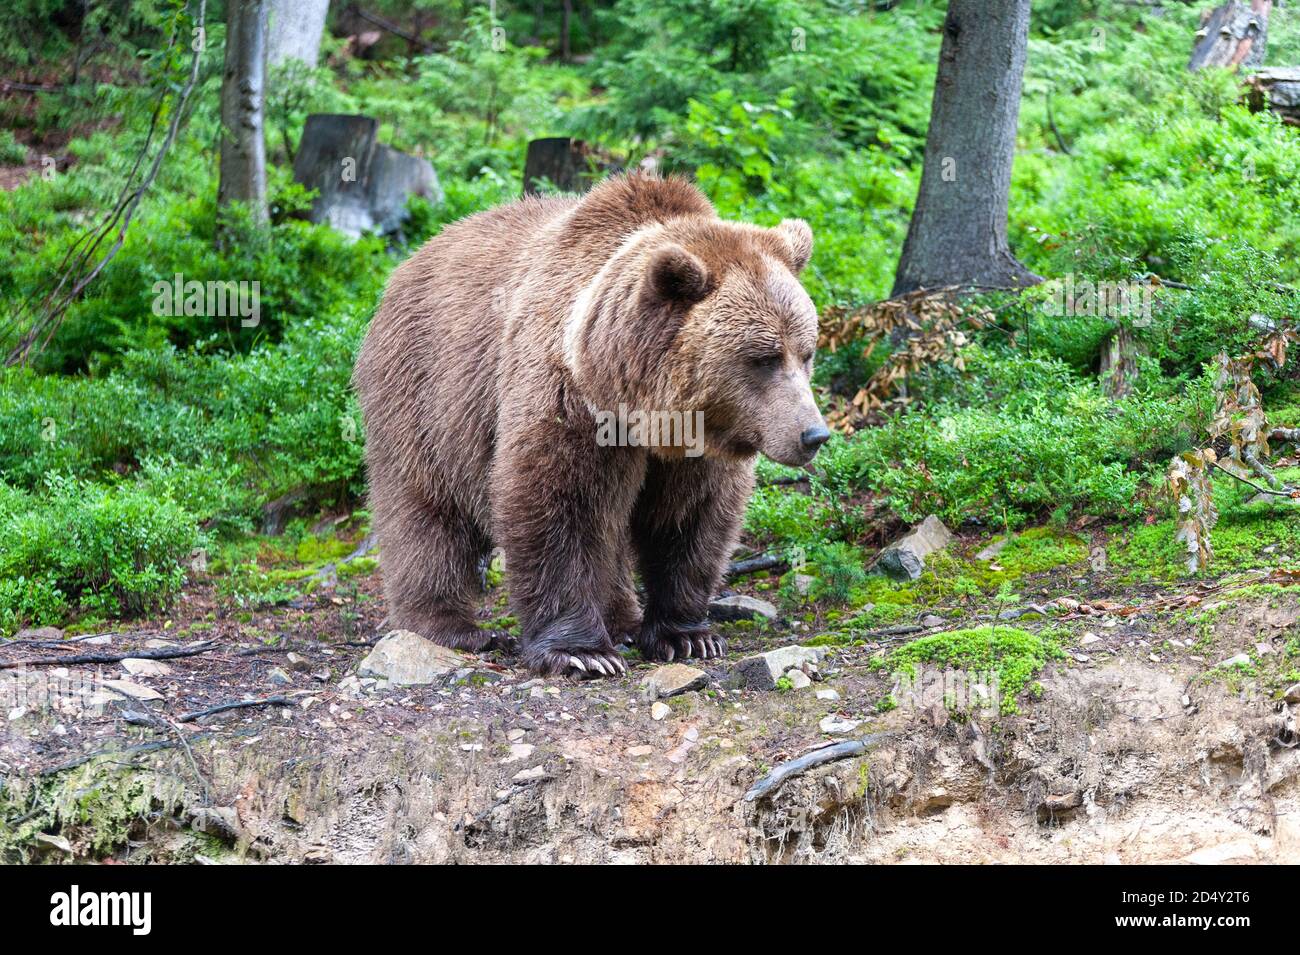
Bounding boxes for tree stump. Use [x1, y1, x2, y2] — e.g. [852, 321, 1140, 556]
[1188, 1, 1271, 71]
[291, 114, 442, 238]
[522, 137, 610, 195]
[1246, 67, 1300, 125]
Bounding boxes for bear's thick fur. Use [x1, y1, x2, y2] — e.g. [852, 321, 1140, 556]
[354, 174, 827, 677]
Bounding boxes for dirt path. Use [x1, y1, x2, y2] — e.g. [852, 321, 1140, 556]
[3, 567, 1299, 863]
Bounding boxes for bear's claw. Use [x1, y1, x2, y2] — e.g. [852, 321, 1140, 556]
[529, 649, 627, 679]
[650, 634, 725, 662]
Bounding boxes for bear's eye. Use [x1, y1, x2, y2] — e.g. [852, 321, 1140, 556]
[749, 353, 783, 371]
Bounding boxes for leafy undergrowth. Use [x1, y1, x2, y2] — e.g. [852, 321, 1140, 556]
[1109, 467, 1300, 582]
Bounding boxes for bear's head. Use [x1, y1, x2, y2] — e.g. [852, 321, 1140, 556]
[566, 217, 829, 468]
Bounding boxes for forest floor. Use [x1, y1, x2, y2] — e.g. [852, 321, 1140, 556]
[3, 519, 1300, 864]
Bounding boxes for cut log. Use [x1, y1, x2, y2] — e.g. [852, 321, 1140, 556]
[1188, 1, 1271, 71]
[522, 137, 613, 196]
[291, 114, 443, 238]
[1245, 67, 1300, 125]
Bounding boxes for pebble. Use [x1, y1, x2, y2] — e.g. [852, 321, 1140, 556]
[815, 688, 840, 702]
[513, 765, 547, 783]
[786, 669, 812, 690]
[650, 702, 671, 721]
[819, 715, 861, 735]
[502, 743, 535, 764]
[627, 745, 654, 757]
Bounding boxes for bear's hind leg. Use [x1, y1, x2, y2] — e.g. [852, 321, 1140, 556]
[378, 484, 492, 652]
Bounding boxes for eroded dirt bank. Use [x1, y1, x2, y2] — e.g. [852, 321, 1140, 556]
[4, 583, 1298, 864]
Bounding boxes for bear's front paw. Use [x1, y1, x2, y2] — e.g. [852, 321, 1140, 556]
[529, 647, 628, 680]
[637, 621, 725, 663]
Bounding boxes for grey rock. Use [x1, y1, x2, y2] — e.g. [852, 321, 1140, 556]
[358, 629, 472, 685]
[876, 515, 954, 581]
[13, 626, 63, 641]
[786, 669, 812, 690]
[974, 537, 1009, 561]
[728, 645, 827, 690]
[641, 663, 708, 700]
[815, 687, 841, 702]
[1216, 653, 1252, 669]
[1284, 682, 1300, 704]
[708, 594, 778, 623]
[819, 714, 861, 735]
[120, 658, 173, 678]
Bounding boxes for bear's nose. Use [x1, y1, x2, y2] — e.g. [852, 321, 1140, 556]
[800, 425, 831, 451]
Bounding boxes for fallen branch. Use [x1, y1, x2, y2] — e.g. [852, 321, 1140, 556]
[726, 554, 788, 578]
[38, 734, 210, 776]
[0, 640, 218, 670]
[1212, 460, 1296, 498]
[744, 732, 899, 802]
[177, 696, 291, 723]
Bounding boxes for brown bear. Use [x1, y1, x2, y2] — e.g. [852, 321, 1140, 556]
[353, 173, 828, 678]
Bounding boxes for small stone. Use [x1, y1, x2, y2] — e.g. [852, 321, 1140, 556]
[1216, 653, 1252, 669]
[529, 686, 545, 700]
[876, 516, 953, 581]
[1074, 653, 1091, 663]
[640, 663, 708, 699]
[728, 645, 827, 690]
[7, 706, 26, 721]
[358, 630, 472, 685]
[1283, 683, 1300, 704]
[708, 594, 778, 623]
[819, 714, 861, 735]
[1148, 654, 1160, 663]
[267, 667, 292, 686]
[502, 743, 535, 764]
[512, 765, 547, 783]
[1080, 632, 1101, 645]
[792, 574, 817, 596]
[460, 743, 482, 752]
[507, 728, 527, 742]
[815, 688, 840, 702]
[919, 614, 946, 628]
[1182, 694, 1192, 707]
[786, 669, 812, 690]
[286, 652, 312, 670]
[1255, 642, 1274, 656]
[627, 745, 654, 757]
[1055, 597, 1081, 612]
[121, 658, 173, 678]
[13, 626, 63, 641]
[650, 702, 672, 721]
[143, 639, 175, 649]
[974, 537, 1009, 561]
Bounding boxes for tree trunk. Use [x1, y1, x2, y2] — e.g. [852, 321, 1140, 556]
[267, 0, 330, 68]
[218, 0, 269, 230]
[891, 0, 1040, 297]
[1188, 1, 1270, 72]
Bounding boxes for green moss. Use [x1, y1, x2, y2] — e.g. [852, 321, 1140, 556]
[878, 625, 1065, 714]
[337, 556, 377, 579]
[990, 527, 1088, 576]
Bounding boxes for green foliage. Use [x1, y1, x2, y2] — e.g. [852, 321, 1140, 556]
[0, 477, 200, 634]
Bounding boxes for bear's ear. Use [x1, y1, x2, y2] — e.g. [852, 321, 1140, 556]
[646, 244, 712, 306]
[774, 218, 813, 273]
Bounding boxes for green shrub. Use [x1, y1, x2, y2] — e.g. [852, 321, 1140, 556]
[0, 478, 200, 633]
